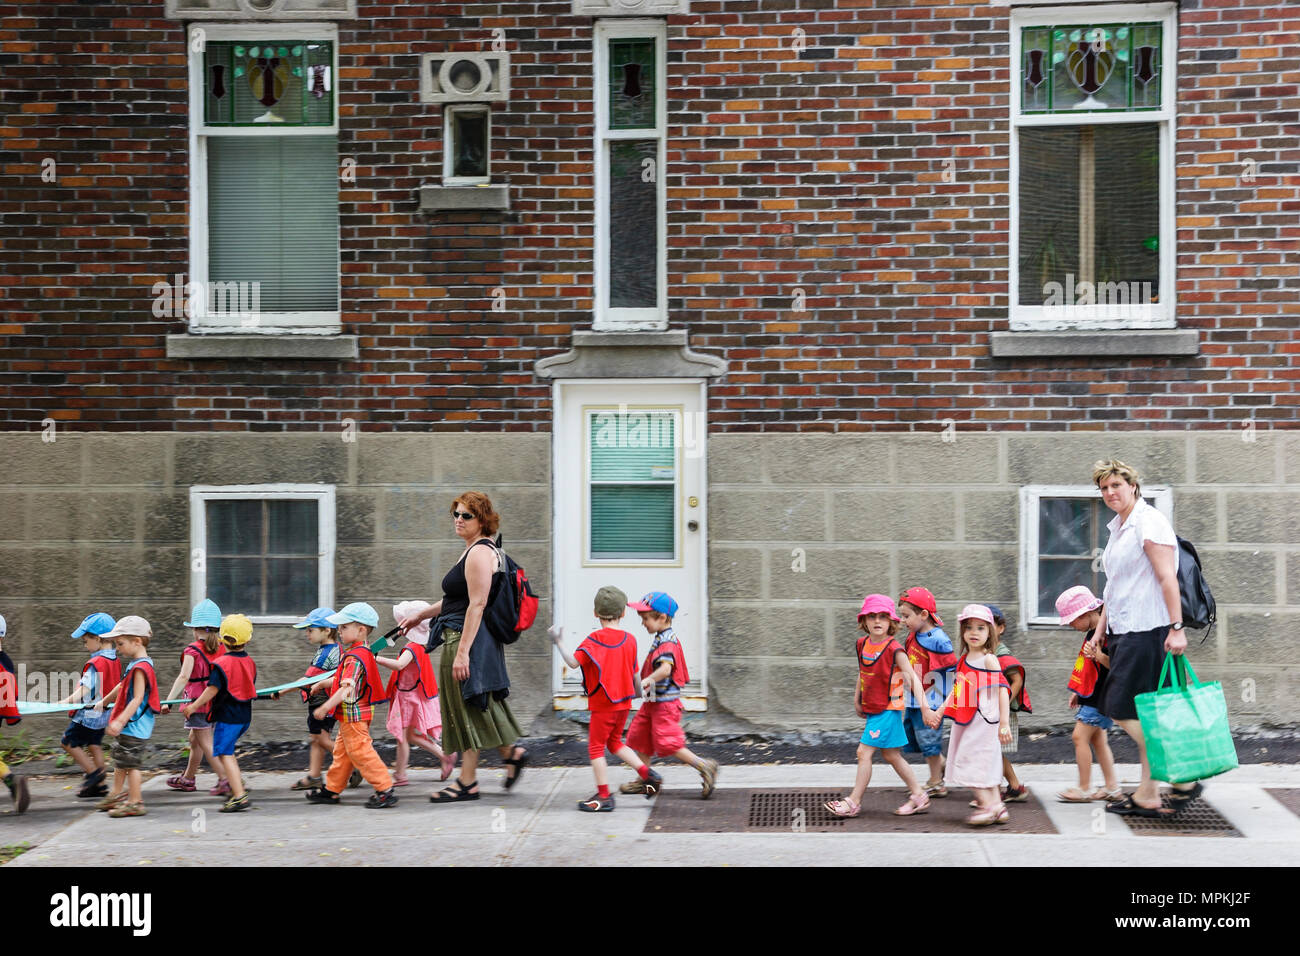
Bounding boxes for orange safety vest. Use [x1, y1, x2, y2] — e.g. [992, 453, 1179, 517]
[856, 635, 905, 714]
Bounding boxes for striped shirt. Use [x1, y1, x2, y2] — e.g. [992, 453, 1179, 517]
[647, 629, 682, 703]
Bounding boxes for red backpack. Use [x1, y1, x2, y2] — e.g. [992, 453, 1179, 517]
[484, 537, 539, 644]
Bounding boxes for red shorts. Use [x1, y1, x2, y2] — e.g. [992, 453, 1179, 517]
[588, 708, 630, 760]
[625, 699, 686, 758]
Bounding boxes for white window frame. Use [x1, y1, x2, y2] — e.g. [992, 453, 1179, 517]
[187, 22, 341, 333]
[593, 18, 667, 331]
[190, 484, 336, 626]
[1009, 3, 1177, 331]
[1019, 483, 1172, 627]
[443, 104, 491, 186]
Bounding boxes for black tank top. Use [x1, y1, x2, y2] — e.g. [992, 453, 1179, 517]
[439, 539, 497, 619]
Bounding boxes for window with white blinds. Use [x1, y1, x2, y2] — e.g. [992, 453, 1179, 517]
[588, 408, 677, 561]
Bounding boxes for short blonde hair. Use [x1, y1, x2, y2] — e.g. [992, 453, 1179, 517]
[1092, 458, 1141, 495]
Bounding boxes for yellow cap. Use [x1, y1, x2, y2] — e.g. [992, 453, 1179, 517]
[220, 613, 253, 647]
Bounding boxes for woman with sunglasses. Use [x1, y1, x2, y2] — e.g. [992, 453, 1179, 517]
[398, 492, 528, 802]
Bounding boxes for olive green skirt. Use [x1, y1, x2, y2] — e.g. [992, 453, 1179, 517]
[438, 629, 523, 753]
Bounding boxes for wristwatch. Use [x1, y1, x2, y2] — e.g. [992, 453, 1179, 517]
[1170, 622, 1184, 631]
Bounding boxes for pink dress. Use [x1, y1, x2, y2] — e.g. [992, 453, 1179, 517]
[944, 655, 1006, 789]
[384, 651, 443, 740]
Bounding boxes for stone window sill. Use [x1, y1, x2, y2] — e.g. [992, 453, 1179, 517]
[419, 185, 510, 212]
[166, 334, 358, 360]
[990, 329, 1199, 358]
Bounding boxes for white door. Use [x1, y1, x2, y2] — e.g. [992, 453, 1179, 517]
[553, 380, 708, 710]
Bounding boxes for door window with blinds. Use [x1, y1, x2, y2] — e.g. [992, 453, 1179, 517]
[587, 407, 679, 563]
[189, 25, 340, 330]
[190, 486, 335, 624]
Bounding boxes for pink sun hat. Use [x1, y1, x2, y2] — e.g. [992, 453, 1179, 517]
[1055, 585, 1103, 626]
[393, 600, 433, 645]
[857, 593, 899, 621]
[956, 603, 995, 626]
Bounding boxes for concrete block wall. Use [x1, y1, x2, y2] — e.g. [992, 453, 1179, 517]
[0, 433, 552, 744]
[707, 430, 1300, 732]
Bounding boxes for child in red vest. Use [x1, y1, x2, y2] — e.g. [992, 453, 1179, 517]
[1054, 586, 1122, 803]
[160, 600, 226, 795]
[621, 591, 718, 799]
[897, 586, 956, 797]
[98, 616, 162, 818]
[306, 602, 398, 809]
[986, 604, 1031, 805]
[0, 613, 31, 813]
[182, 613, 257, 813]
[57, 612, 120, 798]
[550, 586, 664, 812]
[376, 601, 456, 786]
[825, 594, 938, 818]
[927, 604, 1012, 826]
[271, 606, 344, 792]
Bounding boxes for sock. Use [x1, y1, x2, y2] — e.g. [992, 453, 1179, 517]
[597, 785, 610, 798]
[636, 764, 651, 780]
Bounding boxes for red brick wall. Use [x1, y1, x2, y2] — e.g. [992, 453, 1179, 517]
[0, 1, 1295, 431]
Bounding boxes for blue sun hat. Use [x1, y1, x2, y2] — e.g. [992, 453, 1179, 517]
[294, 607, 337, 629]
[327, 603, 379, 628]
[71, 612, 117, 640]
[183, 599, 222, 629]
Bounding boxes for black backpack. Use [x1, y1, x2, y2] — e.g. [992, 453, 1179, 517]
[482, 536, 539, 645]
[1175, 535, 1217, 642]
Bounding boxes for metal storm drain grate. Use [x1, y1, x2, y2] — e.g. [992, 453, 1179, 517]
[1265, 788, 1300, 820]
[747, 791, 846, 829]
[1124, 795, 1241, 837]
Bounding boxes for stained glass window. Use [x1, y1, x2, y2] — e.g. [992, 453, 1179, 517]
[1020, 23, 1161, 114]
[608, 38, 656, 130]
[205, 40, 334, 126]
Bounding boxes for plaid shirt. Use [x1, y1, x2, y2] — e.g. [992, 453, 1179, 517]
[338, 654, 372, 723]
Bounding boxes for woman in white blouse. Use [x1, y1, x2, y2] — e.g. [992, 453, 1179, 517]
[1088, 459, 1202, 818]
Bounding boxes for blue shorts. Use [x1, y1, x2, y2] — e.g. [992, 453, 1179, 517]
[62, 720, 106, 749]
[1076, 705, 1114, 730]
[212, 721, 250, 757]
[859, 709, 908, 750]
[902, 707, 944, 757]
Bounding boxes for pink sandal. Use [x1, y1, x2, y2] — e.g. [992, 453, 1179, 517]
[209, 779, 231, 797]
[894, 791, 931, 816]
[166, 775, 197, 792]
[824, 797, 861, 818]
[965, 802, 1006, 827]
[392, 776, 410, 787]
[440, 752, 458, 782]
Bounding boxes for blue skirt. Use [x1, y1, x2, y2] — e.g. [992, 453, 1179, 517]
[859, 708, 908, 749]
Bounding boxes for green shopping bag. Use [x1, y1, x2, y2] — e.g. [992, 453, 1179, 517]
[1136, 652, 1238, 784]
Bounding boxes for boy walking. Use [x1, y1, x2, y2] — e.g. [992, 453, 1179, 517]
[621, 592, 718, 799]
[0, 614, 31, 813]
[182, 613, 257, 812]
[549, 586, 662, 812]
[896, 586, 955, 797]
[58, 612, 120, 798]
[98, 616, 161, 818]
[306, 602, 398, 809]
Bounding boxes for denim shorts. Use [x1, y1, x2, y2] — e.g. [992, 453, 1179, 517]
[1076, 704, 1114, 730]
[62, 720, 106, 749]
[902, 707, 944, 757]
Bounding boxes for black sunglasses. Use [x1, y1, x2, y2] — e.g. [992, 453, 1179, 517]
[451, 510, 476, 520]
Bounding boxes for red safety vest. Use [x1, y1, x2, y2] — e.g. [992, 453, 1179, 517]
[575, 629, 639, 709]
[641, 635, 690, 688]
[997, 652, 1033, 714]
[70, 654, 122, 718]
[385, 642, 439, 701]
[110, 659, 161, 723]
[211, 653, 258, 702]
[181, 642, 223, 713]
[301, 643, 338, 703]
[904, 630, 957, 685]
[1067, 636, 1101, 698]
[331, 645, 390, 717]
[942, 657, 1008, 726]
[0, 655, 19, 725]
[856, 635, 905, 714]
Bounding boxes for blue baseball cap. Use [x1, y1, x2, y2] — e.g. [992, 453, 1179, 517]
[294, 607, 337, 629]
[984, 604, 1006, 624]
[183, 599, 222, 629]
[628, 591, 679, 618]
[71, 612, 117, 639]
[327, 602, 379, 628]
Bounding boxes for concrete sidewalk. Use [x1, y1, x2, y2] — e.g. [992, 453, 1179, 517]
[3, 762, 1299, 867]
